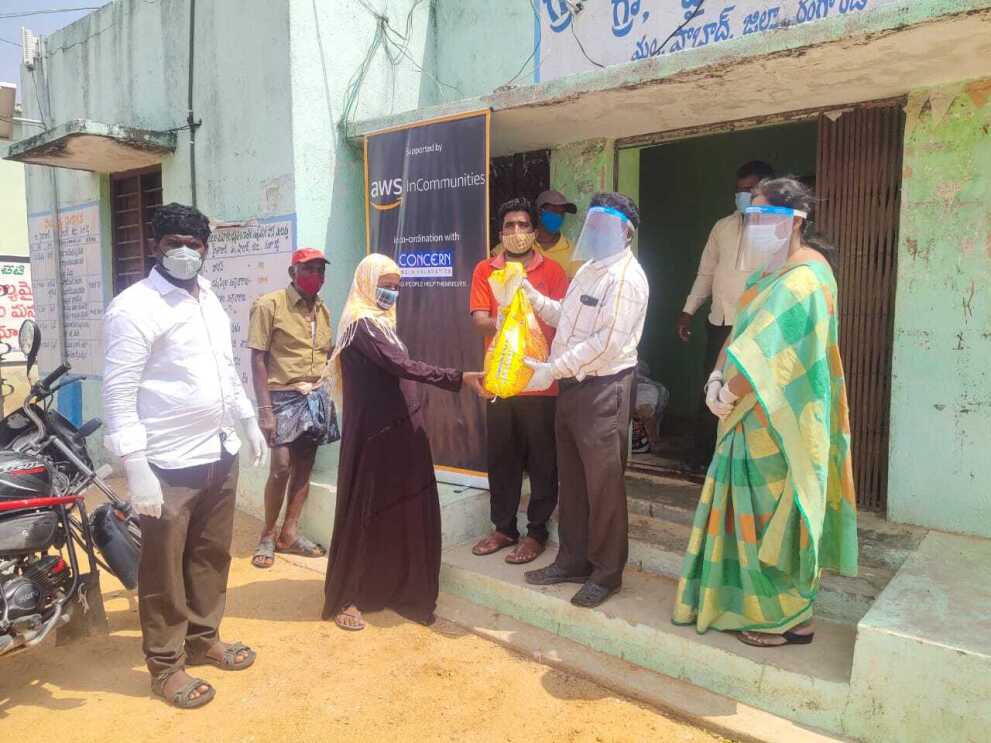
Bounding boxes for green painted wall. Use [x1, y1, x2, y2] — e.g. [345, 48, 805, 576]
[425, 0, 535, 105]
[635, 122, 818, 421]
[17, 0, 436, 544]
[888, 78, 991, 538]
[549, 138, 615, 247]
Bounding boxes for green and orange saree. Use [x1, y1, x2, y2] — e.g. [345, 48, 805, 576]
[673, 261, 858, 634]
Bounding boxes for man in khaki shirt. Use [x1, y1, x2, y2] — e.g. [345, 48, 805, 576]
[247, 247, 337, 568]
[677, 161, 775, 470]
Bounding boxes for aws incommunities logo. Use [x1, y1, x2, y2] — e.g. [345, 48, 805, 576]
[369, 177, 404, 212]
[368, 171, 488, 212]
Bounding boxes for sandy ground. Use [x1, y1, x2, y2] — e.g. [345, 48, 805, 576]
[0, 507, 726, 743]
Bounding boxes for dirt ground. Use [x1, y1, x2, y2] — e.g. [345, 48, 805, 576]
[1, 508, 726, 743]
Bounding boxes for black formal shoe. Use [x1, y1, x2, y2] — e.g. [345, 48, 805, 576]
[524, 563, 590, 586]
[570, 581, 619, 608]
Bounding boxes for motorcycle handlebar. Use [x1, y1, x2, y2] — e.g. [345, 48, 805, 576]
[38, 363, 71, 391]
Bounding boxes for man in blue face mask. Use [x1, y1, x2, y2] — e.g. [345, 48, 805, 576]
[535, 190, 580, 278]
[676, 160, 775, 472]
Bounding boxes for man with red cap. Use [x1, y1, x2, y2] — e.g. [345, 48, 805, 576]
[247, 246, 339, 568]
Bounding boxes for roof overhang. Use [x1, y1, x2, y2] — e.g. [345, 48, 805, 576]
[4, 119, 176, 172]
[350, 4, 991, 156]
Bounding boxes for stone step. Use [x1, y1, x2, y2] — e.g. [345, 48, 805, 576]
[514, 473, 927, 625]
[441, 542, 857, 738]
[438, 592, 850, 743]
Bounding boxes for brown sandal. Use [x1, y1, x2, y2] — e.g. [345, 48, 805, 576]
[335, 606, 365, 631]
[152, 671, 215, 709]
[188, 641, 256, 670]
[471, 531, 517, 556]
[505, 536, 545, 565]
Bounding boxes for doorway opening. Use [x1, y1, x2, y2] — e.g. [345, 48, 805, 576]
[622, 102, 903, 515]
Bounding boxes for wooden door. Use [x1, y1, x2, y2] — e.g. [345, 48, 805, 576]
[815, 104, 905, 512]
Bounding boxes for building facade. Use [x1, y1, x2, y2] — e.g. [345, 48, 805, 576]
[7, 2, 991, 740]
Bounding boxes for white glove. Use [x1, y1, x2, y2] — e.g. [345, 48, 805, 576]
[522, 358, 555, 393]
[488, 269, 524, 306]
[707, 383, 738, 420]
[704, 370, 723, 404]
[122, 452, 164, 519]
[521, 278, 541, 307]
[242, 415, 269, 468]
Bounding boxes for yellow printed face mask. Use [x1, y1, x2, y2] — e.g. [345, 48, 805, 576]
[502, 231, 537, 255]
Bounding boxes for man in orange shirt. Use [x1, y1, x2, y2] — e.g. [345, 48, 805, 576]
[469, 198, 569, 564]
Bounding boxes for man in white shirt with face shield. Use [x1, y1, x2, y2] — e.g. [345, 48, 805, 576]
[520, 192, 649, 609]
[677, 161, 775, 471]
[102, 203, 268, 709]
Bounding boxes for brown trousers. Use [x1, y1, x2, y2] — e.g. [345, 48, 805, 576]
[139, 452, 238, 679]
[553, 368, 635, 589]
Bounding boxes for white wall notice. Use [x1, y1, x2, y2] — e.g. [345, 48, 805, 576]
[204, 215, 296, 397]
[27, 202, 104, 375]
[0, 256, 34, 364]
[537, 0, 902, 82]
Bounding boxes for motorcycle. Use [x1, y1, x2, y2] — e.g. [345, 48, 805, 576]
[0, 319, 141, 656]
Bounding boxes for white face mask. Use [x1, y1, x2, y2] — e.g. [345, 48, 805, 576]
[161, 246, 204, 281]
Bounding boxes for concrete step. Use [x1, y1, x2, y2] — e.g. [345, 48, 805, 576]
[515, 473, 927, 625]
[438, 592, 850, 743]
[441, 542, 857, 738]
[545, 512, 892, 626]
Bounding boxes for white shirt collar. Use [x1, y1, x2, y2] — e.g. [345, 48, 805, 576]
[148, 266, 211, 296]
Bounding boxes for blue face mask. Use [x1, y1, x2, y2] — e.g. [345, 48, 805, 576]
[375, 287, 398, 309]
[540, 209, 564, 234]
[735, 191, 753, 213]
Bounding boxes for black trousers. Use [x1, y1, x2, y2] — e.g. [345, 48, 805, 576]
[554, 368, 635, 589]
[693, 321, 734, 466]
[139, 452, 238, 680]
[486, 395, 558, 543]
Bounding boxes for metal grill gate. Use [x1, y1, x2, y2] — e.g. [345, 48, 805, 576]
[815, 103, 905, 512]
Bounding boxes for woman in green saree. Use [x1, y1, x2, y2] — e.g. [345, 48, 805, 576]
[673, 178, 858, 647]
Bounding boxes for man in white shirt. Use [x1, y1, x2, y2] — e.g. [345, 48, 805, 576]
[676, 160, 775, 469]
[103, 203, 268, 709]
[520, 192, 649, 609]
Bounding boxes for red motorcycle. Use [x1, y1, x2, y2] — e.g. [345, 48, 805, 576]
[0, 319, 140, 656]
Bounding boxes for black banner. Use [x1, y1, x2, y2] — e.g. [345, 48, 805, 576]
[364, 111, 490, 476]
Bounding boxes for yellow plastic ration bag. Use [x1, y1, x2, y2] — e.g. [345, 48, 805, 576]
[483, 262, 549, 398]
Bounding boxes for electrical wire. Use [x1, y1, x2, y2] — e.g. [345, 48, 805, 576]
[0, 36, 22, 47]
[568, 4, 605, 69]
[500, 0, 541, 89]
[656, 1, 707, 56]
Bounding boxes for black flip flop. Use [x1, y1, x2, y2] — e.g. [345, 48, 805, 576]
[737, 630, 815, 647]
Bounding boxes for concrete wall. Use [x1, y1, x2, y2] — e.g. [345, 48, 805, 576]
[251, 0, 436, 539]
[548, 138, 615, 247]
[887, 78, 991, 538]
[425, 0, 535, 104]
[0, 156, 28, 257]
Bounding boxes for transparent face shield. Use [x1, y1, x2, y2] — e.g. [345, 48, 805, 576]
[737, 206, 807, 273]
[573, 206, 633, 263]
